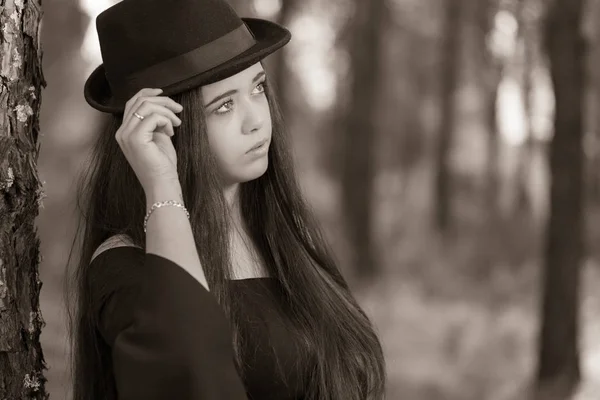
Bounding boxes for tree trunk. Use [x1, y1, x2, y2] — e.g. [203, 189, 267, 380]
[398, 28, 427, 176]
[37, 0, 92, 398]
[272, 0, 296, 121]
[484, 76, 501, 214]
[535, 0, 585, 398]
[0, 0, 47, 398]
[476, 0, 502, 216]
[434, 0, 461, 233]
[588, 4, 600, 203]
[515, 0, 535, 214]
[341, 0, 385, 277]
[227, 0, 255, 18]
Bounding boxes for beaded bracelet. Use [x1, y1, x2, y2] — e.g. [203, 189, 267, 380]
[143, 200, 190, 233]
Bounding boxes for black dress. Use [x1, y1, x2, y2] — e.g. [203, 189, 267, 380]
[88, 246, 314, 399]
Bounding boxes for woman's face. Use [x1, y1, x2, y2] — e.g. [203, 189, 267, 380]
[201, 62, 272, 185]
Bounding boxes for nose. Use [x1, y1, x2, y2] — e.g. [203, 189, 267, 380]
[241, 98, 264, 135]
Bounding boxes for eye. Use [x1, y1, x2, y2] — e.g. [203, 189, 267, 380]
[214, 100, 234, 115]
[253, 81, 267, 95]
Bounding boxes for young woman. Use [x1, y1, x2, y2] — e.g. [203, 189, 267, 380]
[67, 0, 386, 398]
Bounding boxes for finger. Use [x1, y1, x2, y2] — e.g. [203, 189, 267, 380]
[120, 112, 163, 145]
[127, 113, 173, 145]
[123, 105, 180, 138]
[123, 88, 163, 123]
[124, 95, 183, 128]
[124, 88, 162, 117]
[115, 116, 132, 144]
[156, 117, 175, 138]
[154, 122, 177, 152]
[135, 102, 182, 127]
[145, 96, 184, 113]
[148, 114, 175, 138]
[124, 109, 147, 131]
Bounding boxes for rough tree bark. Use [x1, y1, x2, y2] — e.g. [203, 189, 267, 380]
[535, 0, 585, 398]
[341, 0, 385, 277]
[0, 0, 47, 398]
[434, 0, 461, 233]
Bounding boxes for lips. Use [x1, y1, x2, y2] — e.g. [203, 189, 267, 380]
[247, 138, 269, 153]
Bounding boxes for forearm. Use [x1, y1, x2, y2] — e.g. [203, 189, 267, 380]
[144, 180, 209, 290]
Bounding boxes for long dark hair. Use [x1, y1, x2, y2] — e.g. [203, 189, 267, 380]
[67, 67, 386, 399]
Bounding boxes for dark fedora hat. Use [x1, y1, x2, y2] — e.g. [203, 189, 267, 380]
[84, 0, 291, 113]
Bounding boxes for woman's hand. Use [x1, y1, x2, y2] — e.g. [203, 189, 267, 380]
[115, 88, 184, 192]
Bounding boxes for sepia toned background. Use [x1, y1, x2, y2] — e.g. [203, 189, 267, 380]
[35, 0, 599, 399]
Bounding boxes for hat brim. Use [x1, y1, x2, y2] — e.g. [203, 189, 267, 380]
[84, 18, 291, 113]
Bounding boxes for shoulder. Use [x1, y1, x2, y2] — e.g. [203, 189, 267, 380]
[90, 233, 142, 264]
[88, 234, 145, 289]
[87, 235, 145, 315]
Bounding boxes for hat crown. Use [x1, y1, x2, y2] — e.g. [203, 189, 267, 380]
[85, 0, 291, 112]
[97, 0, 244, 79]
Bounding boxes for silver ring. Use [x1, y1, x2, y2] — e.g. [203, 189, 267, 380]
[133, 112, 145, 121]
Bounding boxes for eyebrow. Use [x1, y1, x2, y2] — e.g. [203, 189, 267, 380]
[204, 71, 266, 108]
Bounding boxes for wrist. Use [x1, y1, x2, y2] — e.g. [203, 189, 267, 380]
[143, 199, 190, 233]
[144, 180, 184, 206]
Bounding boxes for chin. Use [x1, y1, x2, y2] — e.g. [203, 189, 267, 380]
[235, 157, 269, 183]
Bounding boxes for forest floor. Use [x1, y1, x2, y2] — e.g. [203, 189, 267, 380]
[354, 254, 600, 400]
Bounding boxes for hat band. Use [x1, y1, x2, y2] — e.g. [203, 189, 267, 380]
[110, 23, 257, 100]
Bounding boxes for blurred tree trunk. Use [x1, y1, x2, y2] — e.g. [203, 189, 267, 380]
[398, 29, 427, 178]
[515, 0, 535, 213]
[341, 0, 385, 277]
[227, 0, 255, 18]
[434, 0, 462, 233]
[476, 0, 502, 216]
[0, 0, 47, 398]
[535, 0, 585, 398]
[272, 0, 297, 121]
[588, 6, 600, 203]
[484, 79, 501, 213]
[37, 1, 92, 398]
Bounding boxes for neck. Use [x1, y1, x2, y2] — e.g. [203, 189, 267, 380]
[223, 183, 242, 227]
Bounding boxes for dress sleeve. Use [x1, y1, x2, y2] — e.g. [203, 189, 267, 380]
[88, 247, 249, 399]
